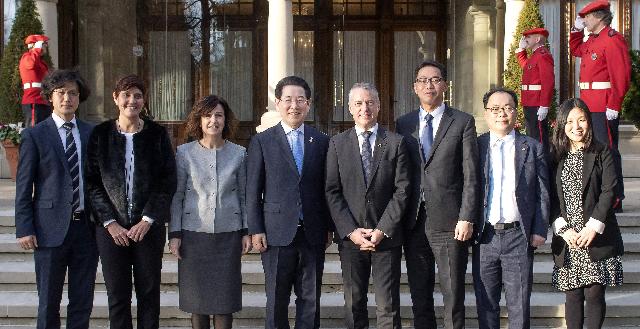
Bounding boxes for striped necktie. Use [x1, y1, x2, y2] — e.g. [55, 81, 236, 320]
[361, 131, 373, 185]
[62, 122, 80, 213]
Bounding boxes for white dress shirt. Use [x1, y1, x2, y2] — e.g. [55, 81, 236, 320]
[419, 102, 446, 141]
[355, 123, 379, 157]
[487, 130, 522, 225]
[281, 122, 305, 156]
[51, 113, 84, 211]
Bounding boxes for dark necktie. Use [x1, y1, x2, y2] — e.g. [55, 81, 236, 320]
[361, 131, 373, 185]
[62, 122, 80, 213]
[421, 114, 434, 160]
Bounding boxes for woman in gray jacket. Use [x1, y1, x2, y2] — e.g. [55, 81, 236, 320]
[169, 95, 251, 329]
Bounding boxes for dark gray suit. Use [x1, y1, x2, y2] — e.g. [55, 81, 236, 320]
[247, 122, 331, 329]
[15, 116, 98, 329]
[472, 132, 549, 329]
[395, 106, 479, 329]
[325, 127, 410, 329]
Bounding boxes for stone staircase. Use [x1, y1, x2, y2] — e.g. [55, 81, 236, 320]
[0, 179, 639, 328]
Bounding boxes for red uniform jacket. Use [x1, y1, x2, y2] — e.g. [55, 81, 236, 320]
[19, 47, 48, 105]
[517, 46, 555, 107]
[569, 26, 631, 113]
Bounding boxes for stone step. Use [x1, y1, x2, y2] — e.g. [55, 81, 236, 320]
[1, 259, 639, 294]
[0, 290, 639, 328]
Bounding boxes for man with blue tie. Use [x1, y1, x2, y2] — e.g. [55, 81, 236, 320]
[473, 88, 549, 329]
[14, 69, 98, 329]
[247, 76, 332, 329]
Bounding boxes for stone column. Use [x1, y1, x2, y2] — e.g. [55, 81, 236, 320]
[503, 0, 524, 69]
[267, 0, 294, 112]
[35, 0, 58, 68]
[469, 5, 497, 130]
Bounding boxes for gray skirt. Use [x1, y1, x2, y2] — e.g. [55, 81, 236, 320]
[178, 230, 243, 315]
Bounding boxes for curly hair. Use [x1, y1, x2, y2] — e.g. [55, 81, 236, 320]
[185, 95, 237, 140]
[41, 69, 91, 103]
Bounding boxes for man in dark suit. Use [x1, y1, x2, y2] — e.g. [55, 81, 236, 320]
[395, 60, 479, 329]
[14, 69, 98, 329]
[247, 76, 332, 329]
[326, 82, 410, 329]
[473, 88, 549, 329]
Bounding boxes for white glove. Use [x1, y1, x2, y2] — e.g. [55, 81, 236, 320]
[606, 108, 619, 120]
[34, 40, 44, 49]
[518, 36, 527, 50]
[574, 16, 585, 30]
[537, 107, 549, 121]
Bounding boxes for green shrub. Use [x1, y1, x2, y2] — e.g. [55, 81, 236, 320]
[622, 50, 640, 129]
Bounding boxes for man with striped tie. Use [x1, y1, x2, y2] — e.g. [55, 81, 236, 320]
[14, 69, 98, 329]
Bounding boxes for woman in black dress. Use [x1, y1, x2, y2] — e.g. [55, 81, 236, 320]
[549, 98, 623, 329]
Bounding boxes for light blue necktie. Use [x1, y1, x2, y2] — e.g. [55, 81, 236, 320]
[489, 139, 504, 225]
[290, 130, 303, 174]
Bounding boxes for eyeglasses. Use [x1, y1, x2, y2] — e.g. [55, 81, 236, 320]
[278, 98, 309, 106]
[415, 77, 445, 86]
[53, 89, 80, 98]
[485, 106, 515, 115]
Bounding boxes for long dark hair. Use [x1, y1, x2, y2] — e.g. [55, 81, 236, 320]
[551, 98, 595, 162]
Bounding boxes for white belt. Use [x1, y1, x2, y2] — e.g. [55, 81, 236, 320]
[521, 85, 542, 91]
[23, 82, 42, 89]
[579, 81, 611, 90]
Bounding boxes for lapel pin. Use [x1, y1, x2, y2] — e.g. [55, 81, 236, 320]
[522, 147, 526, 151]
[309, 137, 314, 143]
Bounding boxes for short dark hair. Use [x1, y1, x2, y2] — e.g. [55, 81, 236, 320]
[482, 88, 518, 108]
[185, 95, 237, 140]
[414, 60, 447, 81]
[41, 69, 91, 103]
[113, 74, 146, 97]
[591, 9, 613, 26]
[551, 98, 595, 162]
[275, 76, 311, 99]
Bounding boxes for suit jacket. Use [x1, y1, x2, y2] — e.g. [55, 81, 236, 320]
[15, 116, 93, 247]
[395, 105, 479, 231]
[550, 143, 624, 267]
[325, 127, 410, 249]
[169, 141, 247, 238]
[474, 132, 550, 242]
[85, 119, 177, 228]
[246, 123, 331, 247]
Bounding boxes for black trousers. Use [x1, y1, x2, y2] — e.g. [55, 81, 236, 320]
[34, 214, 98, 329]
[96, 224, 166, 329]
[339, 243, 402, 329]
[523, 106, 549, 153]
[22, 103, 51, 127]
[404, 210, 437, 329]
[591, 112, 624, 202]
[565, 284, 607, 329]
[261, 227, 326, 329]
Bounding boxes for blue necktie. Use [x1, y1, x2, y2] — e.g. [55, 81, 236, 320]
[489, 139, 504, 225]
[290, 130, 303, 174]
[421, 114, 433, 160]
[62, 122, 80, 213]
[361, 131, 373, 185]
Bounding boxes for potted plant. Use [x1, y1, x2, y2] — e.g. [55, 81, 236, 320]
[0, 122, 24, 180]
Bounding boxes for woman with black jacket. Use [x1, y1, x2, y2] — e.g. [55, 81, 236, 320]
[549, 98, 624, 329]
[85, 75, 177, 329]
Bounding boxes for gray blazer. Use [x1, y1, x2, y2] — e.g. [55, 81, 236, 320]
[169, 141, 247, 238]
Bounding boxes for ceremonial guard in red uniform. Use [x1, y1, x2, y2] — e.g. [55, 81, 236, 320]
[570, 0, 631, 211]
[19, 34, 51, 127]
[516, 27, 555, 150]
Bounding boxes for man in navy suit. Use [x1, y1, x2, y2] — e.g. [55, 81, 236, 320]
[14, 69, 98, 329]
[247, 76, 332, 329]
[473, 88, 549, 329]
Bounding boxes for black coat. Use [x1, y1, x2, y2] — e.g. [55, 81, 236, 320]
[550, 142, 624, 267]
[85, 119, 177, 228]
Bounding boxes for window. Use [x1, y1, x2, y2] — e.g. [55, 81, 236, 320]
[394, 0, 441, 16]
[294, 31, 315, 118]
[292, 0, 314, 15]
[333, 0, 376, 16]
[394, 31, 436, 117]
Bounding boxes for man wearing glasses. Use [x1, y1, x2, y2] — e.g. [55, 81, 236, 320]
[395, 60, 479, 329]
[473, 88, 549, 329]
[247, 76, 332, 329]
[571, 0, 631, 212]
